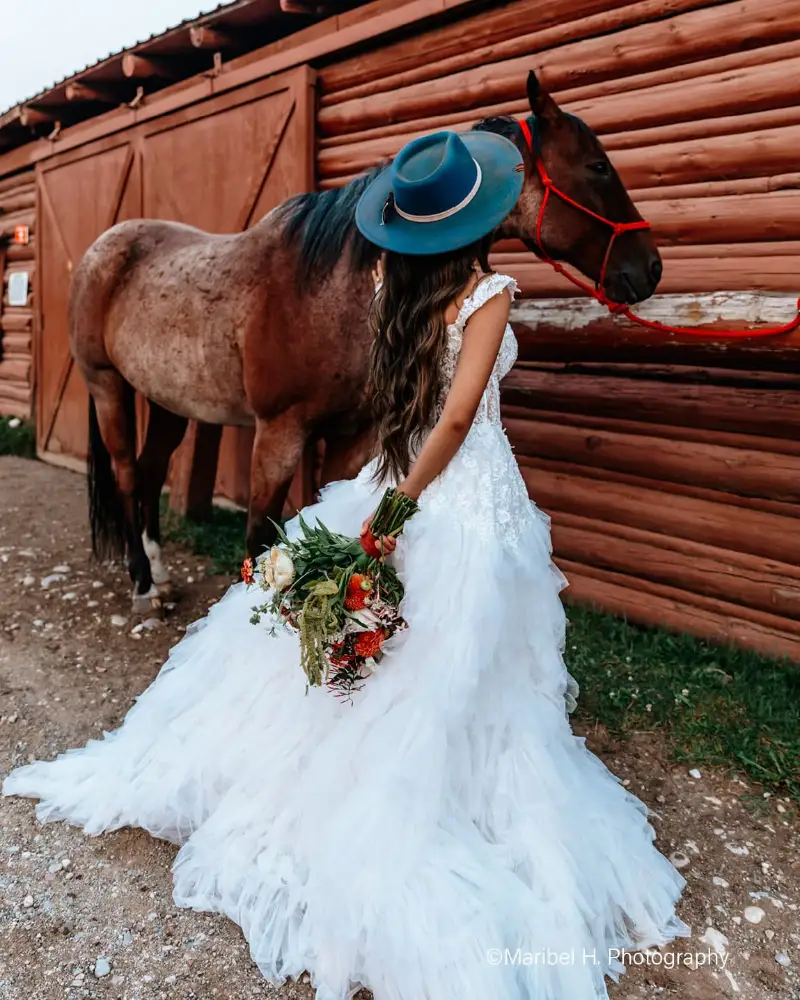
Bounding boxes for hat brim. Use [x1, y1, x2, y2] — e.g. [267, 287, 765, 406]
[355, 131, 524, 256]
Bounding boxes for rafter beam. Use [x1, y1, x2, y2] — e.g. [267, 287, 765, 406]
[189, 25, 240, 49]
[279, 0, 333, 11]
[20, 106, 58, 127]
[121, 53, 180, 80]
[0, 105, 22, 129]
[65, 81, 119, 103]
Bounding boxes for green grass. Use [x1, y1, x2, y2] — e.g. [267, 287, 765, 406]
[160, 496, 247, 576]
[0, 416, 36, 458]
[158, 498, 800, 802]
[565, 603, 800, 803]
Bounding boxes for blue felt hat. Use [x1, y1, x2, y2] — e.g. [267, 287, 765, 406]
[355, 130, 524, 255]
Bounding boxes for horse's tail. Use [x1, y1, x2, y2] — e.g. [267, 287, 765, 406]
[87, 394, 127, 561]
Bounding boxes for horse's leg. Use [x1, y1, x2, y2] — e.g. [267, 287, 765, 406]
[247, 409, 308, 557]
[137, 402, 188, 598]
[320, 425, 376, 487]
[88, 372, 160, 617]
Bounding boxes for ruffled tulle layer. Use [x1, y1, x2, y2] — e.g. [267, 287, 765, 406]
[3, 426, 687, 1000]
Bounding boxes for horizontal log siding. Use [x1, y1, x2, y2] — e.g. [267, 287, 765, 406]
[317, 0, 800, 659]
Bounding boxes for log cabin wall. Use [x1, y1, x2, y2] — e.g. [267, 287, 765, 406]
[316, 0, 800, 660]
[0, 169, 35, 418]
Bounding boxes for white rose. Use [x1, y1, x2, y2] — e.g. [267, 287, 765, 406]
[267, 546, 295, 591]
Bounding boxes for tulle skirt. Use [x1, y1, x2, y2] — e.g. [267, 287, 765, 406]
[3, 424, 688, 1000]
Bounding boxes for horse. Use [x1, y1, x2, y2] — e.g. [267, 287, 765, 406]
[70, 70, 661, 616]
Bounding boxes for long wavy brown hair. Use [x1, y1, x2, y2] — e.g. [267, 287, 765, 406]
[368, 233, 494, 485]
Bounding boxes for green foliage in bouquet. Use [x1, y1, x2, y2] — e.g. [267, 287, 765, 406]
[246, 488, 419, 696]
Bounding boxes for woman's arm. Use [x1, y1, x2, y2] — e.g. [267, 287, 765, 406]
[397, 287, 511, 501]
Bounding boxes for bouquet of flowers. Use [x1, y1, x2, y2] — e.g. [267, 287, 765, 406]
[242, 488, 419, 698]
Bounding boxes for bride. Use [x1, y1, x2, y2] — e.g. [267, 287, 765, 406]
[4, 129, 688, 1000]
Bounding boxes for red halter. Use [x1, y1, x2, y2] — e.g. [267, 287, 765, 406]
[517, 117, 800, 340]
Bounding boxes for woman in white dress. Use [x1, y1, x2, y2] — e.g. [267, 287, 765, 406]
[4, 130, 687, 1000]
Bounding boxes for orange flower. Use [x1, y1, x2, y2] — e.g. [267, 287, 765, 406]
[354, 628, 385, 659]
[241, 557, 254, 585]
[359, 527, 383, 560]
[345, 574, 373, 610]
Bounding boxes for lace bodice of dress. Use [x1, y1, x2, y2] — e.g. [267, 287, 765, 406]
[439, 273, 519, 425]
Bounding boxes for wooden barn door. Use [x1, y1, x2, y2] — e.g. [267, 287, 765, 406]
[139, 65, 315, 514]
[36, 142, 140, 466]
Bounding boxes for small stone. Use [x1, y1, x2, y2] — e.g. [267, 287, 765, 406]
[670, 851, 690, 870]
[713, 876, 730, 888]
[775, 953, 791, 968]
[92, 580, 104, 589]
[48, 861, 63, 874]
[22, 894, 34, 908]
[744, 906, 765, 924]
[32, 618, 44, 628]
[62, 592, 78, 601]
[725, 842, 749, 856]
[111, 975, 125, 986]
[8, 417, 21, 428]
[700, 927, 728, 956]
[61, 858, 71, 868]
[704, 796, 723, 805]
[688, 768, 702, 779]
[766, 929, 775, 941]
[40, 574, 66, 589]
[94, 957, 111, 978]
[22, 575, 35, 587]
[53, 564, 70, 573]
[186, 576, 195, 584]
[164, 975, 177, 985]
[110, 615, 128, 627]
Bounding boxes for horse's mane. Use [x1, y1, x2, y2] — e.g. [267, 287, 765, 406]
[279, 168, 382, 285]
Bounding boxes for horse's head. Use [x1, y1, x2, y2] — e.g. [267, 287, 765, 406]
[476, 71, 661, 305]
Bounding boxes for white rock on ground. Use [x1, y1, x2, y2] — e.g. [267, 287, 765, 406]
[94, 957, 112, 978]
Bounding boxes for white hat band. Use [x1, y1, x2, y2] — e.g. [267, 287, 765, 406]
[393, 160, 482, 223]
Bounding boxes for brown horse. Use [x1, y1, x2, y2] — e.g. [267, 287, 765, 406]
[71, 71, 660, 615]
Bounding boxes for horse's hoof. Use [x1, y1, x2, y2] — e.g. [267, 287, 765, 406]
[156, 580, 174, 600]
[131, 591, 164, 619]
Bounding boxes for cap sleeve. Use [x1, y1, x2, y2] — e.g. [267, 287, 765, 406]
[455, 273, 518, 331]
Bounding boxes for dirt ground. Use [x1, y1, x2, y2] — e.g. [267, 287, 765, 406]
[0, 456, 797, 1000]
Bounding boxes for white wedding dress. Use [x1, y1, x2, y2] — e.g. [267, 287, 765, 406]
[4, 275, 687, 1000]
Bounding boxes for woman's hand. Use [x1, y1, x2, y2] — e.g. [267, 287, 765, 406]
[360, 516, 397, 559]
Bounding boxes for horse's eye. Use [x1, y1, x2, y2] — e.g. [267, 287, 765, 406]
[588, 161, 611, 177]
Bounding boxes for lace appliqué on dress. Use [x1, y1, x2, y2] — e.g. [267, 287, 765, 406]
[419, 274, 536, 544]
[439, 273, 519, 425]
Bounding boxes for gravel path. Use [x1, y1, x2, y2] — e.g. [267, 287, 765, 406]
[0, 456, 797, 1000]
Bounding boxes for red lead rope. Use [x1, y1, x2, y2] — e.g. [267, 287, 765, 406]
[517, 118, 800, 340]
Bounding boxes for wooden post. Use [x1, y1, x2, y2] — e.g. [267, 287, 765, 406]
[169, 421, 223, 520]
[0, 239, 7, 358]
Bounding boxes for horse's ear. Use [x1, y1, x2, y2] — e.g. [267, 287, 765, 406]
[526, 70, 561, 124]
